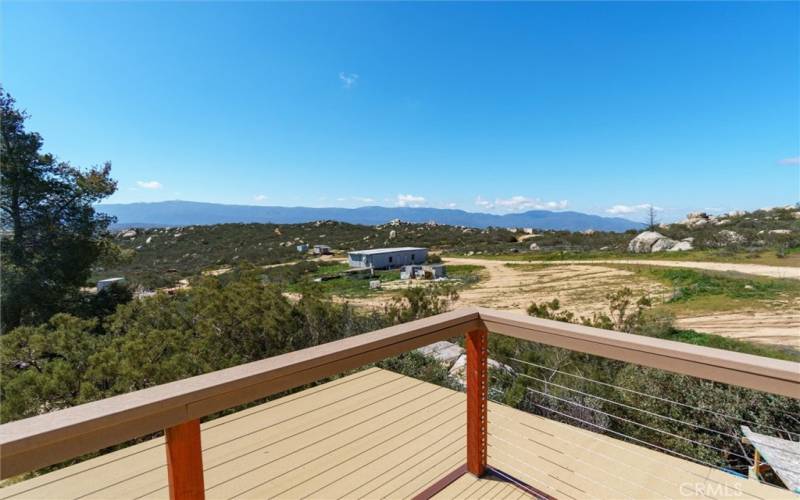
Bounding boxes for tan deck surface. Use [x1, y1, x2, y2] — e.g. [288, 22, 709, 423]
[433, 474, 525, 500]
[1, 368, 793, 499]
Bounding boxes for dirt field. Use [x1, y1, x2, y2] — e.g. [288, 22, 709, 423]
[446, 258, 668, 315]
[521, 259, 800, 280]
[444, 257, 800, 348]
[676, 310, 800, 348]
[279, 256, 798, 348]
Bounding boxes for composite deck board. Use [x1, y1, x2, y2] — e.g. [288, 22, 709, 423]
[487, 403, 795, 500]
[1, 368, 793, 499]
[433, 474, 521, 500]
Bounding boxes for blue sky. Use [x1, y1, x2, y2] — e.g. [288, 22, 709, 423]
[3, 1, 799, 222]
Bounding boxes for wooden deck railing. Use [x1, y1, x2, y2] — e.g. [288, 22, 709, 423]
[1, 307, 798, 499]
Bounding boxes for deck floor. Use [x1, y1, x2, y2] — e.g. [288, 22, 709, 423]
[1, 368, 793, 499]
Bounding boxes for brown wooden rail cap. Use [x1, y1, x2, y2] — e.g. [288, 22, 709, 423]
[478, 307, 800, 398]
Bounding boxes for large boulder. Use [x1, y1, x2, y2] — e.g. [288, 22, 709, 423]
[668, 241, 694, 252]
[416, 341, 464, 365]
[679, 212, 711, 228]
[628, 231, 676, 253]
[651, 237, 678, 252]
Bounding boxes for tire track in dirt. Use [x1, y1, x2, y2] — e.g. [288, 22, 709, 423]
[445, 257, 800, 348]
[445, 258, 667, 316]
[527, 259, 800, 280]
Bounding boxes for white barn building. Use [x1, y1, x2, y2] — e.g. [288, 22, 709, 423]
[347, 247, 428, 270]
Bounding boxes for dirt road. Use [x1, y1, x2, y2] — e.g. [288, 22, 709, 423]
[676, 310, 800, 348]
[445, 257, 800, 348]
[516, 259, 800, 280]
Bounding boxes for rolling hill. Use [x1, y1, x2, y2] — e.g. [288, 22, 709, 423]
[99, 201, 644, 232]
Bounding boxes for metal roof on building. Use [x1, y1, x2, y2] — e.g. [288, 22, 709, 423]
[347, 247, 426, 256]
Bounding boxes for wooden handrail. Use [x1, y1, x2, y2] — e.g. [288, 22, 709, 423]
[477, 308, 800, 398]
[1, 307, 798, 482]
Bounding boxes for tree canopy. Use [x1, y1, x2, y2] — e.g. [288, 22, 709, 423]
[1, 87, 117, 332]
[0, 272, 443, 423]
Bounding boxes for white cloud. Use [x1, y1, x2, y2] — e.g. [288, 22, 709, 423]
[475, 196, 568, 212]
[474, 196, 494, 210]
[136, 180, 163, 190]
[253, 194, 268, 203]
[335, 196, 376, 204]
[339, 72, 359, 89]
[778, 156, 800, 165]
[446, 202, 457, 208]
[605, 203, 661, 215]
[543, 200, 569, 210]
[395, 193, 426, 207]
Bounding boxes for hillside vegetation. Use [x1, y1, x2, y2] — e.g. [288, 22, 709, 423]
[96, 221, 524, 288]
[98, 206, 800, 289]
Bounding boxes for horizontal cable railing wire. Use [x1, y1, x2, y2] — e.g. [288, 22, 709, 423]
[502, 362, 800, 475]
[522, 384, 752, 462]
[508, 357, 799, 439]
[487, 359, 798, 492]
[501, 358, 800, 470]
[513, 371, 741, 441]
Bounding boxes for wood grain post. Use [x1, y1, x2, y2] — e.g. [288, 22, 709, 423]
[165, 419, 205, 500]
[466, 328, 488, 477]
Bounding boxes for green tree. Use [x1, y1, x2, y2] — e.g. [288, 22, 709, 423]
[0, 271, 463, 423]
[1, 87, 118, 331]
[0, 314, 102, 421]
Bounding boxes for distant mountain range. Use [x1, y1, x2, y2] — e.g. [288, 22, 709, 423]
[98, 201, 645, 232]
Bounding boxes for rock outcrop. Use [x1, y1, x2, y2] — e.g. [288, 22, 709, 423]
[668, 241, 694, 252]
[679, 212, 715, 228]
[416, 341, 513, 385]
[628, 231, 677, 253]
[651, 237, 679, 252]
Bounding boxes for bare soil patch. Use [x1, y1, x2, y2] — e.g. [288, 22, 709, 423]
[445, 257, 667, 315]
[519, 259, 800, 280]
[444, 257, 800, 348]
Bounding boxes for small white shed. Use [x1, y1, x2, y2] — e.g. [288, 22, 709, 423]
[97, 277, 126, 291]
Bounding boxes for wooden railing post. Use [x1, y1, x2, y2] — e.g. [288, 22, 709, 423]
[165, 419, 205, 500]
[466, 328, 488, 477]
